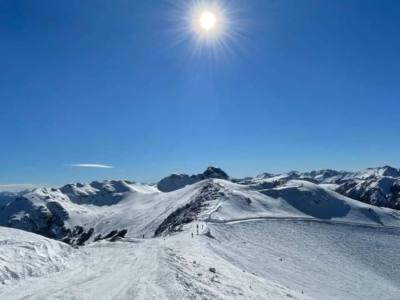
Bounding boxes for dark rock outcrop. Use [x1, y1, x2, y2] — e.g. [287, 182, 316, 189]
[157, 166, 229, 192]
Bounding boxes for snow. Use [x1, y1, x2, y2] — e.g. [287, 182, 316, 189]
[1, 219, 399, 299]
[0, 227, 78, 285]
[0, 192, 25, 209]
[318, 183, 340, 190]
[207, 219, 400, 300]
[60, 180, 158, 206]
[356, 166, 400, 179]
[203, 180, 400, 227]
[245, 166, 400, 209]
[2, 166, 400, 244]
[1, 170, 400, 299]
[157, 166, 229, 192]
[1, 178, 400, 245]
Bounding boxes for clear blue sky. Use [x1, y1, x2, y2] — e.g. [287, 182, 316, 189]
[1, 0, 399, 186]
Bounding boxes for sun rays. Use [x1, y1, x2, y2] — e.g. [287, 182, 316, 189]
[166, 0, 247, 60]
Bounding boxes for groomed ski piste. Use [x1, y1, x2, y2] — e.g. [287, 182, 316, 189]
[1, 178, 400, 299]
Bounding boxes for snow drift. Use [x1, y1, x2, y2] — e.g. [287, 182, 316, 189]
[0, 227, 78, 285]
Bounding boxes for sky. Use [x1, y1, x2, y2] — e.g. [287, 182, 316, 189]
[1, 0, 400, 187]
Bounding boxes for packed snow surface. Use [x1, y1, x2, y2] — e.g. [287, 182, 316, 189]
[1, 220, 399, 299]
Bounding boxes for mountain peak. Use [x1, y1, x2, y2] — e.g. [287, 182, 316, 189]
[157, 166, 229, 192]
[203, 166, 229, 180]
[359, 166, 400, 179]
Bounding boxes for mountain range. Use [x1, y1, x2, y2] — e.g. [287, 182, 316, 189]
[1, 166, 399, 246]
[1, 166, 400, 299]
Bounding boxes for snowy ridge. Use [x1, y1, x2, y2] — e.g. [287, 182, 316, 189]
[240, 166, 400, 209]
[203, 180, 400, 227]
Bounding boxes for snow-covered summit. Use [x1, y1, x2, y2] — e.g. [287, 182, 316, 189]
[157, 166, 229, 192]
[60, 180, 157, 206]
[355, 165, 400, 179]
[239, 166, 400, 209]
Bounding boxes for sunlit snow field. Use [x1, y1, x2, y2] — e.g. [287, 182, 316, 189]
[1, 218, 399, 300]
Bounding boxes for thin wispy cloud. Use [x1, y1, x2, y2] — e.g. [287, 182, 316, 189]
[66, 164, 113, 169]
[0, 184, 41, 192]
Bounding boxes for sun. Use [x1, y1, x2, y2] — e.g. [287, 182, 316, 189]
[199, 11, 217, 31]
[167, 0, 246, 58]
[189, 4, 225, 39]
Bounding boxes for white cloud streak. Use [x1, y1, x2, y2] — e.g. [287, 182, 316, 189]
[66, 164, 113, 169]
[0, 184, 41, 192]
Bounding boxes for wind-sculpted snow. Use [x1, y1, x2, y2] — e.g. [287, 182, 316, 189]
[0, 227, 78, 285]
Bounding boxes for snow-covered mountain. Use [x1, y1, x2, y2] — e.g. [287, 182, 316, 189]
[241, 166, 400, 209]
[1, 166, 400, 299]
[0, 180, 161, 244]
[0, 191, 27, 209]
[1, 167, 399, 247]
[1, 169, 400, 299]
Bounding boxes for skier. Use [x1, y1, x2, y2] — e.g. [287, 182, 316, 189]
[191, 232, 194, 238]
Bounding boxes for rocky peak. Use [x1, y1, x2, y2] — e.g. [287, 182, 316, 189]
[202, 166, 229, 180]
[157, 167, 229, 192]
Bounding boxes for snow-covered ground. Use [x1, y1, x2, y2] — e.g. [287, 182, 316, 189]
[0, 227, 79, 285]
[1, 219, 399, 299]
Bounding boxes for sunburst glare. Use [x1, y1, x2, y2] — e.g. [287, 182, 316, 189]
[166, 0, 246, 60]
[199, 11, 217, 31]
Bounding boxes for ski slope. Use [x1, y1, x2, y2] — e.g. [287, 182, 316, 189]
[1, 219, 399, 299]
